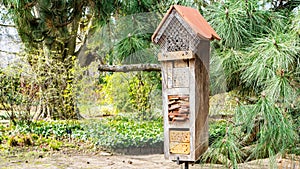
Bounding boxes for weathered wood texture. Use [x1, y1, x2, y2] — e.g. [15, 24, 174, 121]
[162, 48, 209, 161]
[168, 95, 190, 122]
[98, 64, 161, 72]
[194, 41, 210, 159]
[161, 46, 209, 162]
[158, 51, 194, 61]
[154, 6, 213, 163]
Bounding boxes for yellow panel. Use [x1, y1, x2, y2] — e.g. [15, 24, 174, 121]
[170, 142, 190, 154]
[170, 130, 190, 143]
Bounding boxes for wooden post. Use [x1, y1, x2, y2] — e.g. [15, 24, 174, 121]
[152, 5, 220, 163]
[159, 48, 209, 162]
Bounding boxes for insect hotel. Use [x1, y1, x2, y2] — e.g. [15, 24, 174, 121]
[152, 5, 220, 163]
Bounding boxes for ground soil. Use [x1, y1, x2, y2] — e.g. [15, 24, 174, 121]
[0, 111, 299, 169]
[0, 149, 299, 169]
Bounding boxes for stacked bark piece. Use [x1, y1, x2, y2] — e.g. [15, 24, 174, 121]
[168, 95, 190, 122]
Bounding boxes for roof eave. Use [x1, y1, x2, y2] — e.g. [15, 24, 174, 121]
[151, 5, 176, 43]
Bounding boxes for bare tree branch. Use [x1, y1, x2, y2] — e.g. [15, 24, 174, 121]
[275, 0, 300, 11]
[98, 64, 161, 72]
[0, 49, 19, 55]
[0, 23, 15, 28]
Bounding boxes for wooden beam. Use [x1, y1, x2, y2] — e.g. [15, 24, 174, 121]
[158, 51, 194, 61]
[98, 64, 161, 72]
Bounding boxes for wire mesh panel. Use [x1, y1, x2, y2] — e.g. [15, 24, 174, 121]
[158, 16, 190, 52]
[156, 10, 201, 54]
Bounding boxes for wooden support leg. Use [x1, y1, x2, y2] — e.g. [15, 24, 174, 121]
[184, 162, 189, 169]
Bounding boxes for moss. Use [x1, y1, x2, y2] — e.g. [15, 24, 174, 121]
[7, 136, 18, 147]
[49, 140, 62, 151]
[23, 135, 33, 146]
[209, 90, 240, 116]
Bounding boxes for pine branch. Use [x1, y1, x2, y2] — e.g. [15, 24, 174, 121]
[98, 64, 161, 72]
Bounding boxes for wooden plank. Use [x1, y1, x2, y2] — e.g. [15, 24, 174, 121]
[168, 111, 179, 118]
[168, 104, 181, 110]
[188, 58, 196, 161]
[158, 51, 194, 61]
[166, 88, 189, 95]
[169, 112, 188, 118]
[168, 122, 190, 129]
[168, 95, 179, 101]
[179, 103, 190, 108]
[174, 60, 188, 68]
[169, 101, 180, 105]
[172, 116, 189, 121]
[166, 62, 173, 88]
[161, 62, 168, 90]
[179, 95, 189, 100]
[168, 95, 189, 100]
[179, 108, 189, 114]
[194, 42, 210, 161]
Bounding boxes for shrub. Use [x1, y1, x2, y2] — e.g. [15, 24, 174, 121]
[209, 120, 227, 145]
[49, 139, 62, 150]
[128, 71, 161, 120]
[99, 73, 132, 112]
[7, 136, 18, 147]
[78, 115, 164, 149]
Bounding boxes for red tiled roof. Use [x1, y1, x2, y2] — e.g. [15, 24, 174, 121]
[152, 5, 220, 42]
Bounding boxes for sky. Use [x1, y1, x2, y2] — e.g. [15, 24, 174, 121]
[0, 5, 22, 68]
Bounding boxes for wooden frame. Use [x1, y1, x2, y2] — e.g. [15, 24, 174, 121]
[152, 5, 219, 163]
[160, 48, 209, 162]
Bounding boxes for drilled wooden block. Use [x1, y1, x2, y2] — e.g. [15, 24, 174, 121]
[170, 130, 190, 143]
[169, 142, 190, 154]
[172, 68, 189, 88]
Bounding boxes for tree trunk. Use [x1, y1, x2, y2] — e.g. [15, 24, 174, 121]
[30, 1, 83, 120]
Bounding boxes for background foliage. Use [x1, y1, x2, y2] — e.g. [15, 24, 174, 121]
[0, 0, 299, 168]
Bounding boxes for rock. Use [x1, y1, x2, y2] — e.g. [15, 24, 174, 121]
[100, 152, 112, 156]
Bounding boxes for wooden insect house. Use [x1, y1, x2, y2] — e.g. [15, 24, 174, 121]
[152, 5, 220, 162]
